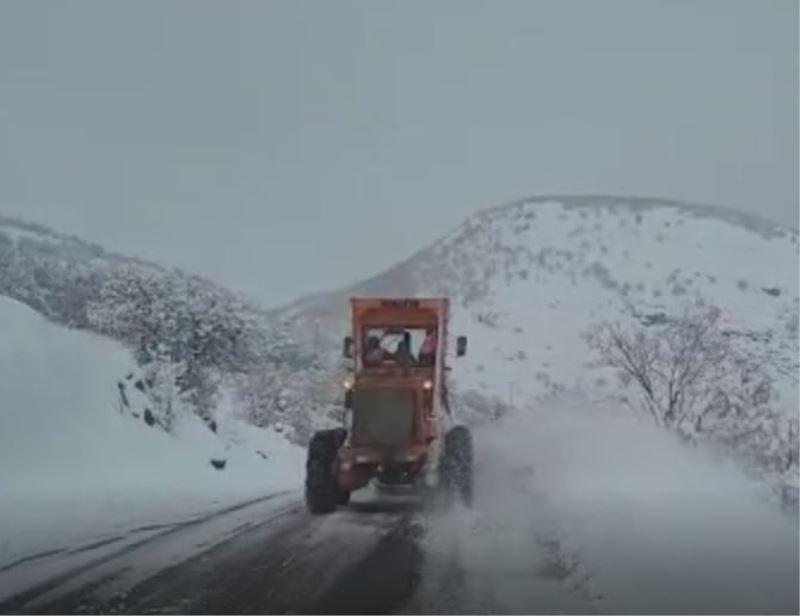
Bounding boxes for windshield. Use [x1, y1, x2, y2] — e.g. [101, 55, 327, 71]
[362, 326, 436, 367]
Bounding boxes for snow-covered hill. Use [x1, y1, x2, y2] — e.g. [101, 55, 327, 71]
[0, 295, 302, 597]
[0, 213, 331, 441]
[277, 196, 799, 503]
[284, 196, 797, 401]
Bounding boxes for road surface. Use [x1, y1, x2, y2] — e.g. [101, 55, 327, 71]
[0, 485, 593, 615]
[2, 405, 797, 615]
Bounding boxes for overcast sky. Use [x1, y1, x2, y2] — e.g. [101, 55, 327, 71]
[0, 0, 797, 307]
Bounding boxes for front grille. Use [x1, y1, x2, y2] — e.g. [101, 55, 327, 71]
[351, 389, 415, 446]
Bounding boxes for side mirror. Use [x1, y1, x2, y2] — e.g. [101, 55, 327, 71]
[343, 336, 353, 358]
[456, 335, 467, 357]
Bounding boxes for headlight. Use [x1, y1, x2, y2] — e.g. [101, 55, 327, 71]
[343, 378, 353, 390]
[423, 379, 433, 390]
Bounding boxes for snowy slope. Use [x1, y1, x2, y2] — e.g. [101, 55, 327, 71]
[285, 196, 797, 409]
[0, 213, 276, 337]
[0, 213, 331, 443]
[0, 296, 302, 596]
[277, 196, 798, 504]
[441, 199, 797, 408]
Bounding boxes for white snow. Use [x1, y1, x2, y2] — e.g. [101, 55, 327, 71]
[442, 200, 798, 411]
[519, 397, 798, 614]
[0, 296, 303, 602]
[413, 395, 799, 614]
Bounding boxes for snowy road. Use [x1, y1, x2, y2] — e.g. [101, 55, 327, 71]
[1, 490, 589, 615]
[1, 490, 424, 614]
[2, 400, 798, 615]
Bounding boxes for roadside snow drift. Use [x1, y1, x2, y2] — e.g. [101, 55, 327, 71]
[415, 397, 799, 614]
[0, 296, 302, 600]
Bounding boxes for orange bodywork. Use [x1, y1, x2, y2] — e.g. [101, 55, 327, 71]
[333, 297, 451, 492]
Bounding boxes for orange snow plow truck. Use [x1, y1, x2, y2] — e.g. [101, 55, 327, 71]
[304, 297, 473, 513]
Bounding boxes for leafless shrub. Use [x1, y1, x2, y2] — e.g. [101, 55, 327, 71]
[585, 306, 730, 428]
[586, 305, 798, 507]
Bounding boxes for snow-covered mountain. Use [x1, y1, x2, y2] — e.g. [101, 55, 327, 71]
[282, 197, 797, 401]
[276, 196, 799, 504]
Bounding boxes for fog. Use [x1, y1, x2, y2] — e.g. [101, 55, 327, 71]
[415, 396, 799, 614]
[0, 0, 797, 306]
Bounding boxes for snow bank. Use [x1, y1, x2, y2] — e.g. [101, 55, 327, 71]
[0, 296, 302, 585]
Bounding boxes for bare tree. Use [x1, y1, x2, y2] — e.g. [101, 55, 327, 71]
[586, 305, 730, 429]
[587, 304, 798, 510]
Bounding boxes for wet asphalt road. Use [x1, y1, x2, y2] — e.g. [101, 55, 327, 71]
[2, 495, 427, 615]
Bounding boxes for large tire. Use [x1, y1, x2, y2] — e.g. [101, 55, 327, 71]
[442, 425, 474, 506]
[305, 428, 348, 514]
